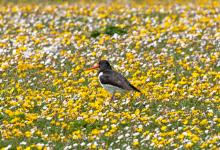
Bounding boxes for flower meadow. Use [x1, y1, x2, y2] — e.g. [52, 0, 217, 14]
[0, 1, 220, 149]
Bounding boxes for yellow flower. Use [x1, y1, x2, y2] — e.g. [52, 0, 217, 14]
[161, 126, 167, 131]
[25, 131, 32, 138]
[133, 139, 139, 146]
[91, 144, 97, 149]
[91, 129, 100, 136]
[185, 142, 193, 149]
[200, 119, 208, 126]
[72, 130, 82, 140]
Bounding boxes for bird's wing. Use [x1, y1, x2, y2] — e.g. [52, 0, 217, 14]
[99, 70, 140, 92]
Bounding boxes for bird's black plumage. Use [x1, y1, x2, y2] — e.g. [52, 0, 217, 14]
[98, 60, 140, 93]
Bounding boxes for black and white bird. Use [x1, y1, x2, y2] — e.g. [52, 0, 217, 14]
[87, 60, 140, 100]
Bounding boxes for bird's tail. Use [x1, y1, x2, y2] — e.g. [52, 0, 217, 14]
[129, 83, 141, 93]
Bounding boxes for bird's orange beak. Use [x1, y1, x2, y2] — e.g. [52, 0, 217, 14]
[86, 64, 99, 71]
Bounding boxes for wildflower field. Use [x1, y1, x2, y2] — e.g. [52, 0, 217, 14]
[0, 0, 220, 149]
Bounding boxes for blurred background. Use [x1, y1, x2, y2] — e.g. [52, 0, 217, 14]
[0, 0, 218, 5]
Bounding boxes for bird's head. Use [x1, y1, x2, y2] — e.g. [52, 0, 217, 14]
[86, 60, 112, 71]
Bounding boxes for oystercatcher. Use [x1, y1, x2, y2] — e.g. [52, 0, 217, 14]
[87, 60, 140, 100]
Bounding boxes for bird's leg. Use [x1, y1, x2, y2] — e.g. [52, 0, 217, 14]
[110, 92, 119, 111]
[111, 92, 115, 101]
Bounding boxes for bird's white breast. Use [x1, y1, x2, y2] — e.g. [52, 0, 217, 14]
[98, 72, 125, 94]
